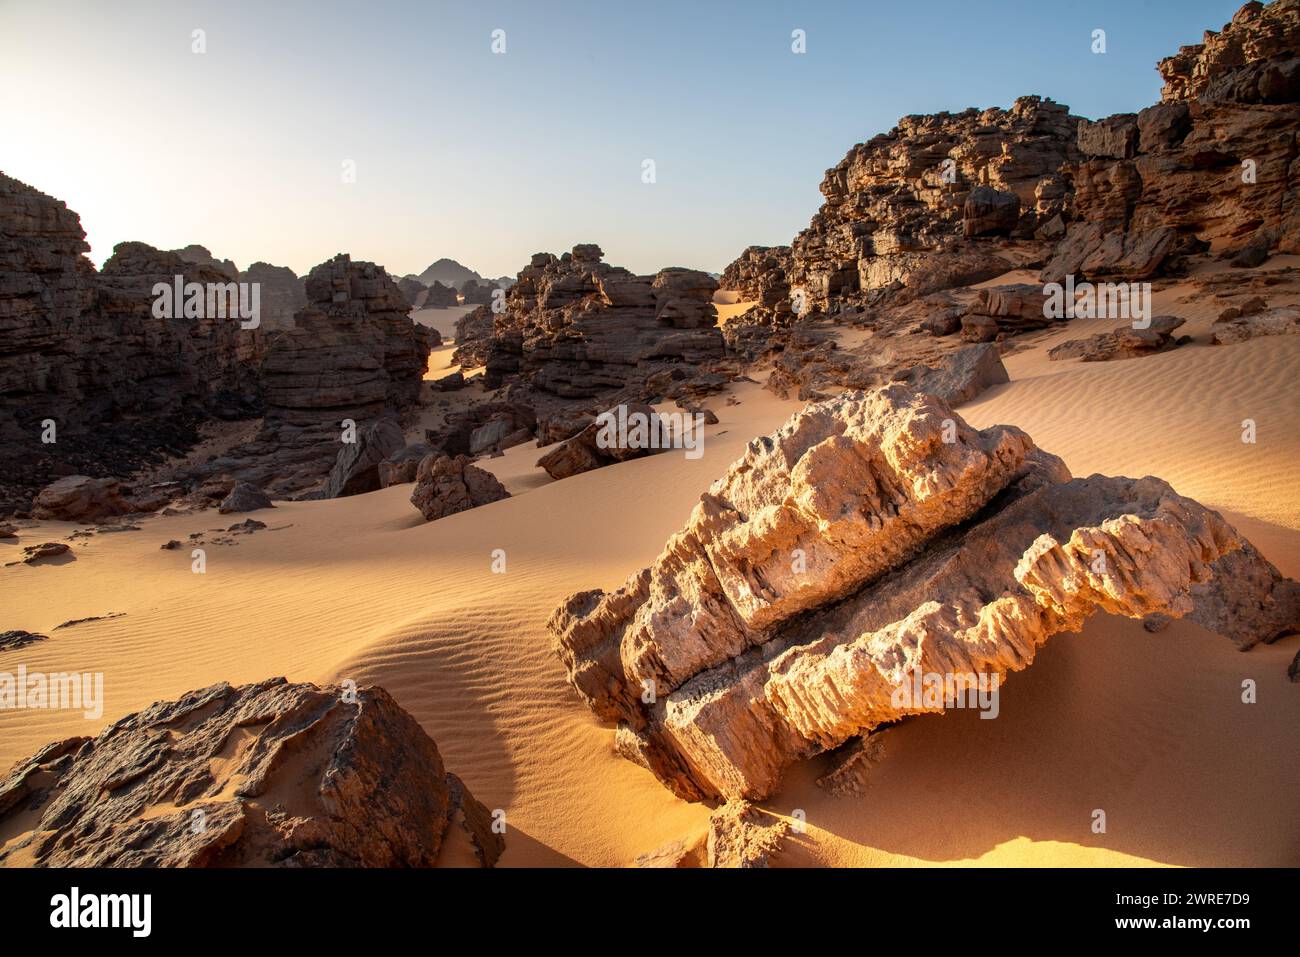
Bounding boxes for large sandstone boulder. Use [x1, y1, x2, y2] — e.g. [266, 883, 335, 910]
[962, 283, 1056, 338]
[409, 453, 510, 521]
[0, 678, 504, 866]
[378, 442, 434, 487]
[898, 343, 1010, 404]
[962, 186, 1020, 237]
[217, 481, 274, 514]
[32, 475, 135, 522]
[324, 418, 406, 498]
[548, 386, 1300, 801]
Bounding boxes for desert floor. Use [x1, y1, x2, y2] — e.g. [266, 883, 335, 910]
[3, 274, 1298, 867]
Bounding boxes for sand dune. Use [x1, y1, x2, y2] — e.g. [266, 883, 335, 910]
[3, 277, 1298, 867]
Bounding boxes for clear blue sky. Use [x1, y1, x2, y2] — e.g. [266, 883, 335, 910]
[0, 0, 1242, 278]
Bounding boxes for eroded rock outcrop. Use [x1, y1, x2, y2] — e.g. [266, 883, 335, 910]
[896, 343, 1010, 403]
[396, 276, 426, 309]
[421, 280, 458, 309]
[0, 174, 265, 511]
[452, 305, 494, 367]
[1049, 315, 1187, 361]
[722, 97, 1080, 320]
[323, 418, 405, 498]
[239, 262, 305, 333]
[0, 678, 503, 867]
[1045, 0, 1300, 279]
[484, 246, 725, 400]
[719, 246, 794, 316]
[216, 481, 274, 514]
[1212, 304, 1300, 343]
[182, 256, 433, 499]
[32, 476, 138, 522]
[721, 0, 1300, 339]
[548, 386, 1299, 801]
[536, 403, 668, 480]
[1158, 0, 1300, 102]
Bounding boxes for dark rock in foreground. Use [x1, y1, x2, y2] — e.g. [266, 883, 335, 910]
[0, 678, 504, 867]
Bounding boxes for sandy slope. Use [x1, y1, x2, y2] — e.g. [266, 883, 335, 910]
[2, 276, 1297, 867]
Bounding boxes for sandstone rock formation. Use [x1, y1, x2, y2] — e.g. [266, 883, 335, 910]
[536, 403, 667, 480]
[719, 245, 794, 317]
[424, 401, 536, 458]
[960, 284, 1058, 341]
[452, 306, 494, 367]
[410, 453, 510, 522]
[1044, 0, 1300, 280]
[483, 246, 725, 400]
[0, 173, 263, 510]
[421, 280, 458, 309]
[378, 442, 434, 487]
[239, 262, 305, 332]
[0, 678, 503, 866]
[217, 481, 274, 514]
[173, 244, 238, 277]
[184, 256, 433, 498]
[461, 279, 500, 306]
[725, 97, 1080, 320]
[548, 386, 1300, 801]
[896, 343, 1010, 403]
[1158, 0, 1300, 102]
[19, 542, 71, 564]
[32, 476, 137, 522]
[396, 276, 426, 309]
[1049, 315, 1187, 361]
[1212, 304, 1300, 343]
[323, 418, 405, 498]
[536, 409, 597, 446]
[720, 0, 1300, 333]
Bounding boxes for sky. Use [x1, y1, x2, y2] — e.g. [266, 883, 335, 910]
[0, 0, 1244, 279]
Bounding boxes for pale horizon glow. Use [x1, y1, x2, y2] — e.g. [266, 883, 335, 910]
[0, 0, 1242, 280]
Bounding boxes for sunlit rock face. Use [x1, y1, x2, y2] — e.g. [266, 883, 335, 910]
[550, 386, 1300, 801]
